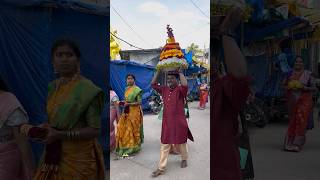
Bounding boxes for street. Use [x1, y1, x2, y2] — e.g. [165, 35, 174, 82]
[110, 101, 210, 180]
[109, 100, 320, 180]
[250, 110, 320, 180]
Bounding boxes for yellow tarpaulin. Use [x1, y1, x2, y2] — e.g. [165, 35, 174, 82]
[274, 0, 317, 8]
[211, 0, 252, 21]
[311, 27, 320, 41]
[299, 7, 320, 25]
[193, 59, 209, 70]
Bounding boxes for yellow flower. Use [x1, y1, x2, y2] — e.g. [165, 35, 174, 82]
[288, 80, 303, 89]
[160, 49, 183, 60]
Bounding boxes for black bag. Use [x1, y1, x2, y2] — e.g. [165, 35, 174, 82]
[184, 100, 190, 119]
[239, 111, 254, 180]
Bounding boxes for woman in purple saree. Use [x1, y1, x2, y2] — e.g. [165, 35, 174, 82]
[110, 88, 120, 151]
[0, 77, 34, 179]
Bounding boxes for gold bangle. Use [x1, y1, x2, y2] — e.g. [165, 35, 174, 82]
[67, 131, 72, 139]
[67, 131, 80, 139]
[71, 131, 74, 139]
[70, 131, 74, 139]
[75, 131, 80, 139]
[20, 124, 32, 137]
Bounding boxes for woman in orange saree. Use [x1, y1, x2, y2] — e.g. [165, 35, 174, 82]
[115, 74, 144, 158]
[21, 40, 106, 179]
[284, 56, 316, 152]
[198, 80, 209, 110]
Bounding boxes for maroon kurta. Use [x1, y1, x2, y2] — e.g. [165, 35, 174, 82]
[152, 83, 194, 144]
[213, 75, 250, 180]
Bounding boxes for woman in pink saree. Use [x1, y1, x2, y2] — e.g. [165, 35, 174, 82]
[284, 56, 316, 152]
[110, 88, 120, 151]
[0, 77, 34, 179]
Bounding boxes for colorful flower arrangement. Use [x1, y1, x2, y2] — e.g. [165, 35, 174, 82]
[159, 49, 184, 60]
[156, 25, 188, 72]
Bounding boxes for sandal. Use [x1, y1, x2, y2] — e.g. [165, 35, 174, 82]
[151, 169, 165, 177]
[284, 145, 300, 152]
[291, 145, 301, 152]
[113, 156, 121, 160]
[181, 160, 188, 168]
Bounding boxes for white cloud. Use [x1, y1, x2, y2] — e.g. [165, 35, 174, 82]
[137, 1, 169, 17]
[112, 1, 210, 50]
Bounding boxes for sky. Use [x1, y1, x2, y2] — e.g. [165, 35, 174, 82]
[110, 0, 210, 50]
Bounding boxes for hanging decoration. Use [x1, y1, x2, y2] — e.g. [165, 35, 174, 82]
[110, 28, 121, 60]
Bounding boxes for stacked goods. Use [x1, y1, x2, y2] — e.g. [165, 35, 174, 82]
[156, 25, 188, 72]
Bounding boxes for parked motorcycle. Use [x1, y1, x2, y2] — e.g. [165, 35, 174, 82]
[148, 91, 163, 114]
[187, 91, 199, 102]
[242, 94, 268, 128]
[263, 97, 288, 122]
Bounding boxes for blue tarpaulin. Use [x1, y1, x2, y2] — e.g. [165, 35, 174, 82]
[0, 0, 108, 15]
[246, 55, 269, 94]
[0, 1, 109, 167]
[187, 78, 199, 94]
[186, 66, 207, 76]
[110, 60, 155, 110]
[245, 0, 264, 22]
[259, 56, 287, 98]
[244, 17, 307, 42]
[182, 49, 193, 66]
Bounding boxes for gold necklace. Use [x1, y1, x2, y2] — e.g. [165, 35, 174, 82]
[47, 74, 80, 124]
[55, 74, 80, 90]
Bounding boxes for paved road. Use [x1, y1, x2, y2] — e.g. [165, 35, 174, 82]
[249, 110, 320, 180]
[110, 101, 210, 180]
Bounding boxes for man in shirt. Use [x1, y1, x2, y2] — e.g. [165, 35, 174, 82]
[151, 69, 194, 177]
[213, 8, 250, 180]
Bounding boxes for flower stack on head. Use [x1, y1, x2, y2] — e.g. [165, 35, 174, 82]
[156, 25, 188, 72]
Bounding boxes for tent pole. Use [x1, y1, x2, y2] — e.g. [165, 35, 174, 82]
[241, 21, 244, 51]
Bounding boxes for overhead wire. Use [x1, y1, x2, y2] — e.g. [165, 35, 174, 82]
[111, 4, 154, 47]
[179, 22, 210, 40]
[110, 32, 145, 50]
[189, 0, 210, 19]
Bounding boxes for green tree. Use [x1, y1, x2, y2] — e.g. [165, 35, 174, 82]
[187, 43, 205, 64]
[187, 43, 203, 57]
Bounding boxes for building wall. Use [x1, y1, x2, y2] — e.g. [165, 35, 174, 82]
[129, 52, 159, 66]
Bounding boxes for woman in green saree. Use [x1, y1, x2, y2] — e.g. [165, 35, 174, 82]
[115, 74, 144, 158]
[21, 39, 106, 180]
